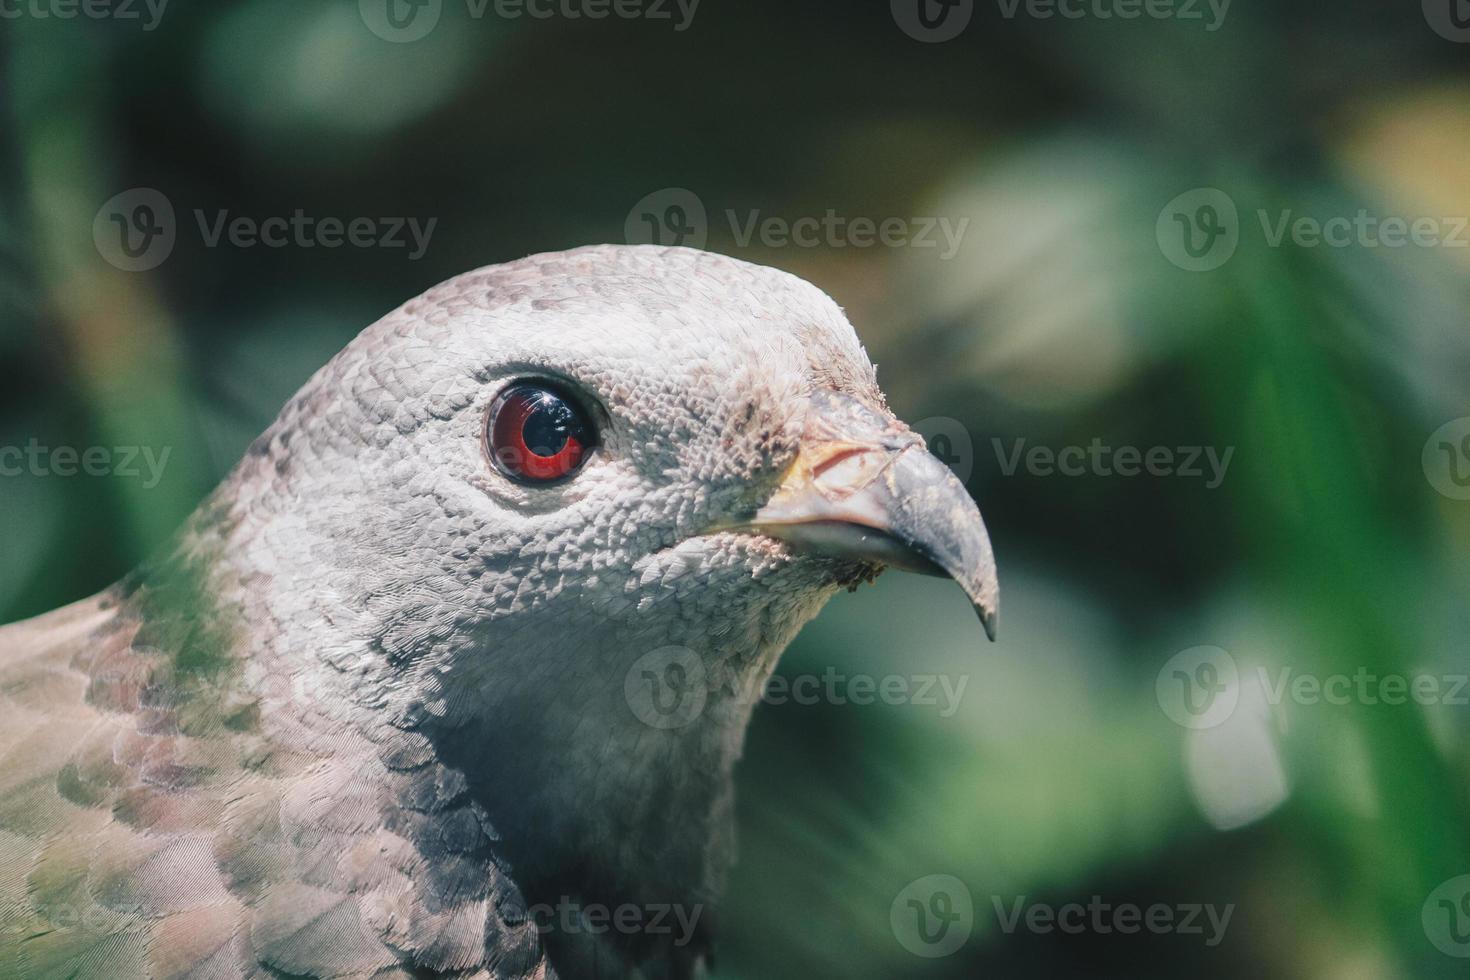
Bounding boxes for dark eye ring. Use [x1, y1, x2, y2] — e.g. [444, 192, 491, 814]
[486, 381, 598, 485]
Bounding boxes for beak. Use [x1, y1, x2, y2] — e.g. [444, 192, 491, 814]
[738, 390, 999, 641]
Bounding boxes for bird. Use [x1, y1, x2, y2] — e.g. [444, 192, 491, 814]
[0, 245, 997, 979]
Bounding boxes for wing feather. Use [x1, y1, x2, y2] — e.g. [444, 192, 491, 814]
[0, 594, 556, 978]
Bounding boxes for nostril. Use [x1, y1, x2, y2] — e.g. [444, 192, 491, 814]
[809, 445, 870, 480]
[811, 448, 890, 501]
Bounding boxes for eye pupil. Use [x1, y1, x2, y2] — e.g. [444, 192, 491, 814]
[488, 382, 596, 484]
[522, 396, 573, 457]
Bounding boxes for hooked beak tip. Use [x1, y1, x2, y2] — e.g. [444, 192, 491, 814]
[979, 605, 998, 642]
[739, 391, 1000, 645]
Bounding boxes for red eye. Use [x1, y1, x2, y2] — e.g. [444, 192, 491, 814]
[487, 382, 597, 484]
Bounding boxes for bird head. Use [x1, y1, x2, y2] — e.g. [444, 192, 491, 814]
[202, 244, 997, 955]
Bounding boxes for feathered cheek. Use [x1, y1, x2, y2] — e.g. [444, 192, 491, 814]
[719, 398, 803, 478]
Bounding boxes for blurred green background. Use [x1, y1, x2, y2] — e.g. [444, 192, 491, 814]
[4, 1, 1470, 976]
